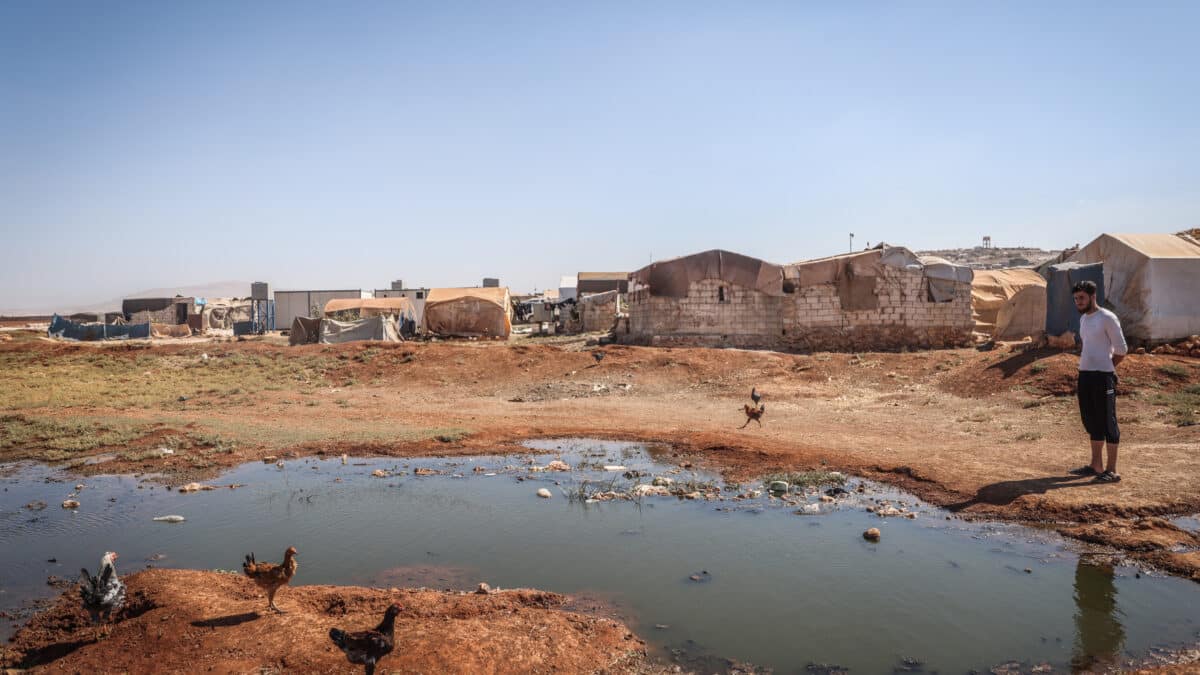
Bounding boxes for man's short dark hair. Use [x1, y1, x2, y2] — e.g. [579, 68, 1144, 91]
[1072, 280, 1097, 296]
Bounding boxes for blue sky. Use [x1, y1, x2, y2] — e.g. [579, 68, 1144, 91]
[1, 1, 1197, 311]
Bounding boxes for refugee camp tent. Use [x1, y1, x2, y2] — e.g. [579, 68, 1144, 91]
[971, 269, 1047, 340]
[423, 287, 512, 338]
[1067, 233, 1200, 344]
[1043, 262, 1105, 343]
[318, 316, 402, 344]
[288, 316, 322, 345]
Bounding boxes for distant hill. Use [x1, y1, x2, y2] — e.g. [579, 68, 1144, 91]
[915, 246, 1068, 270]
[0, 281, 254, 317]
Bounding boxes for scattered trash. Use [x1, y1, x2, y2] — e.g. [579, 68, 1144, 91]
[153, 515, 186, 523]
[864, 528, 882, 541]
[341, 454, 348, 465]
[24, 501, 46, 511]
[687, 570, 711, 583]
[61, 500, 80, 509]
[178, 482, 216, 493]
[371, 469, 389, 478]
[475, 582, 492, 595]
[536, 488, 553, 499]
[768, 481, 789, 492]
[262, 456, 277, 463]
[74, 484, 85, 491]
[632, 484, 671, 497]
[159, 447, 174, 456]
[602, 465, 627, 472]
[414, 468, 439, 476]
[796, 503, 822, 515]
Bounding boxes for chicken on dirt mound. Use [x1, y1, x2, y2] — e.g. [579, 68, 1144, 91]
[329, 602, 402, 675]
[79, 551, 125, 638]
[242, 546, 298, 613]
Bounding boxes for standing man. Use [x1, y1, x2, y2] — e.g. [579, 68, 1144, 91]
[1068, 280, 1127, 483]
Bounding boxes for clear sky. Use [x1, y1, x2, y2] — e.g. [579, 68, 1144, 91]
[2, 1, 1197, 312]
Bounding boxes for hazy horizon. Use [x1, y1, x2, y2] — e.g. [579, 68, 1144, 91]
[3, 2, 1197, 313]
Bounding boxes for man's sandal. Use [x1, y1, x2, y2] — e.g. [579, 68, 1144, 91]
[1093, 471, 1121, 483]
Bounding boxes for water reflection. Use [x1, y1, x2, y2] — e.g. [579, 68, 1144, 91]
[1071, 559, 1125, 672]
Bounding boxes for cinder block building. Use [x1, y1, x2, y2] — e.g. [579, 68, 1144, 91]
[622, 247, 974, 352]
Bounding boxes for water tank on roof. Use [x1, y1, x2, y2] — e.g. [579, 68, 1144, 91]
[251, 282, 269, 300]
[482, 277, 500, 288]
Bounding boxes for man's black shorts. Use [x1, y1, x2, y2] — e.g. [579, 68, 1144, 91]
[1078, 370, 1119, 444]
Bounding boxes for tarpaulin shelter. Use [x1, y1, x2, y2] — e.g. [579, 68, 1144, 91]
[319, 316, 402, 344]
[1044, 262, 1105, 342]
[49, 314, 150, 341]
[971, 269, 1047, 340]
[288, 316, 322, 345]
[631, 250, 784, 298]
[1067, 233, 1200, 344]
[200, 299, 251, 331]
[423, 287, 512, 338]
[784, 246, 974, 309]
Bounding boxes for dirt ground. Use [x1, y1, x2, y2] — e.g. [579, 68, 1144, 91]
[2, 331, 1200, 671]
[0, 568, 646, 674]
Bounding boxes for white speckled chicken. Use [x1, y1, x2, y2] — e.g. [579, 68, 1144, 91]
[79, 551, 125, 637]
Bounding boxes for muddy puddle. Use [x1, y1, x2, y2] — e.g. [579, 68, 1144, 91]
[2, 439, 1199, 673]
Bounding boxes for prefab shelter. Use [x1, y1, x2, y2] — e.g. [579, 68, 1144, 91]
[1043, 262, 1105, 342]
[274, 290, 367, 331]
[423, 287, 512, 338]
[971, 269, 1047, 340]
[1066, 233, 1200, 345]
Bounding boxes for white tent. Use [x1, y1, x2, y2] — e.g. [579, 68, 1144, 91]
[1068, 233, 1200, 344]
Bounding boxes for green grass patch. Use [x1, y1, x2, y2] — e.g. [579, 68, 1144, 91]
[1151, 387, 1200, 427]
[1158, 363, 1190, 379]
[0, 413, 151, 460]
[1029, 362, 1048, 374]
[761, 470, 846, 488]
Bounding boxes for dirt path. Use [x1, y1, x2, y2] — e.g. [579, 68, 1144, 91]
[3, 333, 1199, 582]
[0, 569, 646, 673]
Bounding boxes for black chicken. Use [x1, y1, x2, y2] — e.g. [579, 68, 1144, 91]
[592, 351, 605, 364]
[329, 603, 403, 675]
[79, 551, 125, 638]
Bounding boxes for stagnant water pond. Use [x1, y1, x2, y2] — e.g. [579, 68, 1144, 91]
[2, 439, 1199, 674]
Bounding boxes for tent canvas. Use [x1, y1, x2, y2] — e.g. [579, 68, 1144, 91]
[1044, 262, 1105, 342]
[318, 316, 401, 344]
[289, 316, 321, 345]
[971, 269, 1047, 340]
[323, 297, 415, 320]
[1067, 233, 1200, 344]
[631, 250, 784, 298]
[423, 287, 512, 338]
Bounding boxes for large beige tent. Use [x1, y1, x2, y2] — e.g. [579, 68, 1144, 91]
[971, 269, 1047, 340]
[1068, 233, 1200, 344]
[423, 287, 512, 338]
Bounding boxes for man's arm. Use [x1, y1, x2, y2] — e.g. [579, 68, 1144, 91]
[1107, 313, 1128, 368]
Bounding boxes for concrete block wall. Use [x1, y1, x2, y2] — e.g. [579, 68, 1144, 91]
[580, 296, 620, 332]
[624, 265, 973, 351]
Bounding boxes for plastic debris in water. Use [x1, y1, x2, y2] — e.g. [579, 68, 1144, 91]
[153, 515, 186, 523]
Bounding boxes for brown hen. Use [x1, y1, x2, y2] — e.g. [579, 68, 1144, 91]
[242, 546, 298, 613]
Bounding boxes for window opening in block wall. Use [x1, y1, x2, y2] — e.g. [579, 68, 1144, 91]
[718, 287, 727, 302]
